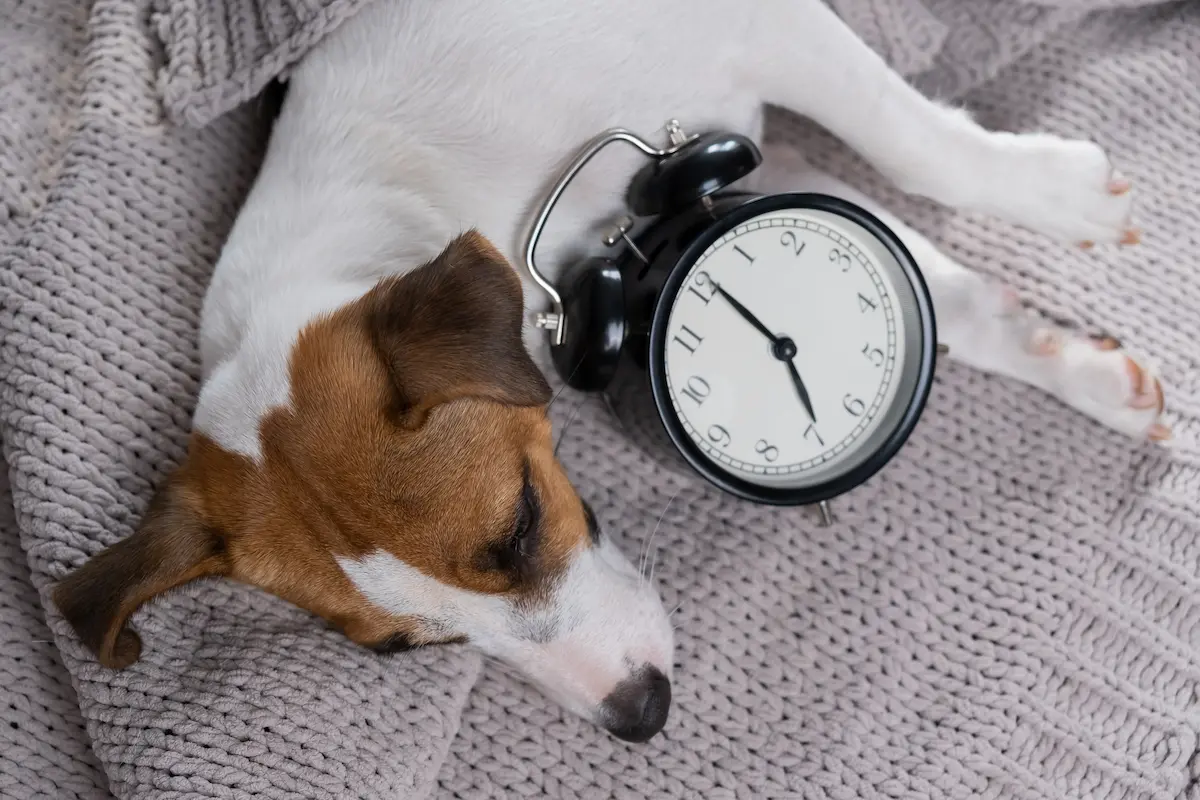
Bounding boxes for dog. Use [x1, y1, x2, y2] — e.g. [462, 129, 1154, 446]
[52, 0, 1169, 745]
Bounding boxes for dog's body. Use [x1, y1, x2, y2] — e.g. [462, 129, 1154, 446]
[54, 0, 1168, 744]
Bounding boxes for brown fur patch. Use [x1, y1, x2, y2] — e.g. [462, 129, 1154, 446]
[53, 231, 594, 664]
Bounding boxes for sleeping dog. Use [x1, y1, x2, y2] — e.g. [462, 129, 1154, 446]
[53, 0, 1168, 744]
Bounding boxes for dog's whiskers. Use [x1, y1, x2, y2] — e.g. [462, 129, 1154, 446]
[640, 487, 680, 586]
[546, 349, 589, 415]
[546, 381, 572, 415]
[648, 538, 662, 586]
[553, 396, 586, 458]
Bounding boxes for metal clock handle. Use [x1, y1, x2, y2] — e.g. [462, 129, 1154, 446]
[523, 120, 695, 346]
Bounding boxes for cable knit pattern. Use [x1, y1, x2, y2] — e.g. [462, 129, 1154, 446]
[0, 2, 110, 798]
[2, 0, 1199, 799]
[151, 0, 380, 127]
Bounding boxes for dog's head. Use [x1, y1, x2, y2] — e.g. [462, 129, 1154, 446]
[53, 231, 674, 743]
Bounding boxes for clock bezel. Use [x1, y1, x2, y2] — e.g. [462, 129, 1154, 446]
[646, 192, 938, 506]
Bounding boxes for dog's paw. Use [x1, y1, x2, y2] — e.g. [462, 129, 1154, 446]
[1026, 328, 1169, 441]
[981, 134, 1138, 246]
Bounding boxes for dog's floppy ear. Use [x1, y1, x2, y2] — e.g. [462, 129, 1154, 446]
[52, 473, 228, 669]
[365, 229, 551, 425]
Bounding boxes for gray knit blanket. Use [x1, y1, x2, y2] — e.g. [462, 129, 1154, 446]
[2, 0, 1198, 798]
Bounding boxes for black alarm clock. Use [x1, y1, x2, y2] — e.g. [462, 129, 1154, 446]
[523, 121, 938, 522]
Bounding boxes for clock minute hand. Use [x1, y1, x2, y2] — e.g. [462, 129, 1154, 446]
[712, 283, 779, 344]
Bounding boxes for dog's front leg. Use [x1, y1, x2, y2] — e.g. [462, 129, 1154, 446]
[751, 0, 1137, 246]
[748, 143, 1169, 441]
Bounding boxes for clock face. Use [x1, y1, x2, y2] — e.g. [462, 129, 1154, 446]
[661, 207, 914, 489]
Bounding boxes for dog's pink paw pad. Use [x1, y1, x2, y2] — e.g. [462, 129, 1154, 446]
[1029, 328, 1063, 356]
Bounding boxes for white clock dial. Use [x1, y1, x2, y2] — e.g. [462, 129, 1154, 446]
[662, 208, 908, 488]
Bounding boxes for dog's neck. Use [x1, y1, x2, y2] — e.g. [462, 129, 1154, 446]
[195, 106, 478, 460]
[201, 129, 460, 368]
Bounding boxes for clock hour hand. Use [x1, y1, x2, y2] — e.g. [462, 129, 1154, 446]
[712, 282, 816, 424]
[712, 283, 779, 344]
[783, 357, 816, 424]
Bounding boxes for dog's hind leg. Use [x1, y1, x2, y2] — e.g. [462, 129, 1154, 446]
[747, 143, 1169, 441]
[748, 0, 1138, 247]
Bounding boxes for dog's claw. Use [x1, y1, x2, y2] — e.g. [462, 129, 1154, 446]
[1123, 353, 1166, 411]
[1107, 178, 1132, 196]
[1130, 393, 1162, 411]
[1120, 228, 1142, 246]
[985, 137, 1133, 243]
[1079, 240, 1095, 250]
[1030, 329, 1170, 442]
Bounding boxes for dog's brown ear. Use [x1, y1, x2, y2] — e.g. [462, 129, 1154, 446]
[52, 473, 228, 669]
[365, 230, 551, 425]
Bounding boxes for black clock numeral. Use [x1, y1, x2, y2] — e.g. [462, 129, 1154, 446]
[706, 424, 732, 448]
[685, 270, 716, 305]
[828, 248, 853, 272]
[861, 343, 885, 367]
[672, 325, 704, 354]
[780, 231, 806, 257]
[754, 439, 780, 463]
[857, 292, 878, 313]
[843, 394, 866, 417]
[681, 375, 711, 405]
[803, 424, 824, 447]
[733, 244, 755, 264]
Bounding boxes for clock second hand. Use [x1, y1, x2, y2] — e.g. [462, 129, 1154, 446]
[711, 282, 817, 423]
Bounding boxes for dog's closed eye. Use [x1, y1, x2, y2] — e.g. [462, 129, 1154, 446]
[508, 470, 540, 558]
[479, 463, 541, 579]
[582, 500, 601, 545]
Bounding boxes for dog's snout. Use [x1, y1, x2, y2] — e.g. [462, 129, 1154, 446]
[599, 665, 671, 743]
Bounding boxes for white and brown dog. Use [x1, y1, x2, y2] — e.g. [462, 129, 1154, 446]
[54, 0, 1168, 744]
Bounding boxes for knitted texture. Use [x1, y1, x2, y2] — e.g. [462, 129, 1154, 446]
[2, 1, 1200, 800]
[0, 2, 109, 798]
[151, 0, 381, 128]
[826, 0, 949, 77]
[1, 1, 480, 797]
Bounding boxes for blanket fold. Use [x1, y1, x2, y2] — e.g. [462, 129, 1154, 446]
[2, 0, 1198, 798]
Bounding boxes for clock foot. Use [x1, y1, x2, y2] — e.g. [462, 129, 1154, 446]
[817, 501, 835, 527]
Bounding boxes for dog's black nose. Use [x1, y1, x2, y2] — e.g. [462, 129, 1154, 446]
[599, 665, 671, 743]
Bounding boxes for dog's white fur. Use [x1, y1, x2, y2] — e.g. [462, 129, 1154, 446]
[196, 0, 1165, 728]
[336, 536, 672, 722]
